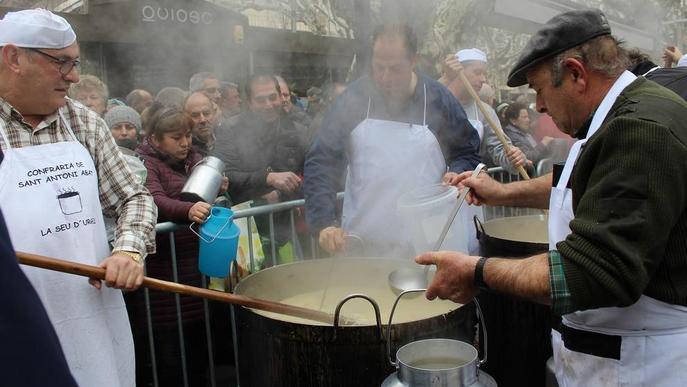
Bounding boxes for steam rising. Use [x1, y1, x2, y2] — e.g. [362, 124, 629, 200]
[5, 0, 681, 98]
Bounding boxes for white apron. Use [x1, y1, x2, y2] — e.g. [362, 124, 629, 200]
[0, 112, 135, 387]
[548, 71, 687, 386]
[467, 100, 485, 141]
[342, 84, 447, 258]
[465, 102, 485, 254]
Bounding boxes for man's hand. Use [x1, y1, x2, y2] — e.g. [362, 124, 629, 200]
[506, 146, 531, 168]
[262, 190, 280, 204]
[442, 172, 461, 186]
[663, 46, 683, 67]
[188, 201, 212, 223]
[415, 251, 480, 304]
[267, 172, 302, 194]
[220, 176, 230, 194]
[439, 54, 463, 85]
[541, 136, 555, 147]
[319, 226, 345, 253]
[88, 253, 144, 291]
[460, 168, 510, 206]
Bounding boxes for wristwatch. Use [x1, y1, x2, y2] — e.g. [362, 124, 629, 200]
[474, 256, 490, 291]
[115, 250, 143, 265]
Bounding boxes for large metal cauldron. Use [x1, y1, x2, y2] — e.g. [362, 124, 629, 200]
[475, 215, 551, 387]
[233, 257, 476, 387]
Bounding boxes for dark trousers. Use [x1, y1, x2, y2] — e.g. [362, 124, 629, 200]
[131, 319, 209, 387]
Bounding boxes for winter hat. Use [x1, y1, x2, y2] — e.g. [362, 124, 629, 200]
[104, 106, 142, 133]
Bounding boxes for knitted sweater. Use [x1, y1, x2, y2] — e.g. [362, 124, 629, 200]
[557, 77, 687, 310]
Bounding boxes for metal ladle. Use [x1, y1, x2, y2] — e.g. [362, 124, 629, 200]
[388, 163, 487, 294]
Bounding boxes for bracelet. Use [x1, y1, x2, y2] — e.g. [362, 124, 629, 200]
[114, 250, 143, 265]
[474, 256, 490, 291]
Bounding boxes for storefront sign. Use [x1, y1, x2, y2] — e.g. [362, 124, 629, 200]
[141, 5, 214, 25]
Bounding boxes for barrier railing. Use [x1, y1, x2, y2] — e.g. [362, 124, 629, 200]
[137, 167, 546, 386]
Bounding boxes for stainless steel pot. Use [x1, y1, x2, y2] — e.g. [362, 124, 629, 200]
[232, 257, 477, 387]
[180, 156, 225, 203]
[382, 339, 496, 387]
[382, 290, 496, 387]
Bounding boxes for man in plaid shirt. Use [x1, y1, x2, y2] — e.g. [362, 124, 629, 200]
[0, 9, 156, 386]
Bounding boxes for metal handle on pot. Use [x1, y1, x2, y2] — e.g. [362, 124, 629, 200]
[189, 211, 231, 244]
[474, 298, 488, 367]
[385, 291, 489, 368]
[386, 288, 426, 366]
[333, 294, 382, 337]
[473, 215, 486, 240]
[344, 233, 365, 256]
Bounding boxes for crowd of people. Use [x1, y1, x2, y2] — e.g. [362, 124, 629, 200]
[2, 6, 687, 387]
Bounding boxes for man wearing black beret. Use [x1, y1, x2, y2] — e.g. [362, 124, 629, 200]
[415, 8, 687, 386]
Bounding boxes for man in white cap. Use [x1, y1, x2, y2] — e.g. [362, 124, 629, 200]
[439, 48, 530, 174]
[0, 9, 156, 386]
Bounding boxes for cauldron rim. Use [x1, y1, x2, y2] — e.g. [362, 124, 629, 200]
[233, 257, 464, 327]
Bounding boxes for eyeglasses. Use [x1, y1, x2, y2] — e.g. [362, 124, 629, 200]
[202, 87, 220, 94]
[27, 48, 81, 76]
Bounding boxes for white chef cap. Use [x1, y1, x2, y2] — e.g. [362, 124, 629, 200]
[0, 9, 76, 49]
[455, 48, 487, 63]
[677, 54, 687, 68]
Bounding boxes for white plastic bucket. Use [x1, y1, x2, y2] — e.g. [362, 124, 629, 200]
[397, 184, 470, 255]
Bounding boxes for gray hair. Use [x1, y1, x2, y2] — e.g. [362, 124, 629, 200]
[550, 35, 629, 87]
[189, 72, 218, 92]
[69, 74, 109, 101]
[155, 87, 187, 110]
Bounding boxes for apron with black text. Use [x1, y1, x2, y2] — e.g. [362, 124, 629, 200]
[0, 111, 135, 387]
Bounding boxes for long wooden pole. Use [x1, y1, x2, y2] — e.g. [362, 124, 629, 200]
[16, 251, 357, 326]
[457, 71, 531, 180]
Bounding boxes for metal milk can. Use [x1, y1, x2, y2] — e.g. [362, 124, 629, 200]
[180, 156, 225, 203]
[382, 290, 496, 387]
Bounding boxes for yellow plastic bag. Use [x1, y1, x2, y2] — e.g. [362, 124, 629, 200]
[231, 201, 266, 277]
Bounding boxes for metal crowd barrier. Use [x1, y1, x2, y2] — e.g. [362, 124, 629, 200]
[482, 165, 549, 220]
[138, 166, 547, 387]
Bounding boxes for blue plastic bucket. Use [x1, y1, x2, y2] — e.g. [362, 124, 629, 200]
[193, 207, 240, 277]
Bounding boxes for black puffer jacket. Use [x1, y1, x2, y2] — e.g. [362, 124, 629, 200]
[212, 111, 309, 204]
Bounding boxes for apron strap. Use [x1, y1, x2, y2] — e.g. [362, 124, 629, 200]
[58, 109, 79, 142]
[366, 96, 372, 120]
[642, 66, 660, 77]
[556, 139, 586, 191]
[422, 82, 427, 126]
[0, 120, 10, 149]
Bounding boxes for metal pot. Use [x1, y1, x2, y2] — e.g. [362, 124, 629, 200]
[382, 339, 496, 387]
[180, 156, 225, 203]
[382, 290, 496, 387]
[474, 215, 551, 387]
[233, 258, 477, 387]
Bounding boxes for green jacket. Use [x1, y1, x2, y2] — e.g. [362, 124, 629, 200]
[557, 77, 687, 311]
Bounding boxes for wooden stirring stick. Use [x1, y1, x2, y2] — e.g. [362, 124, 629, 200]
[16, 251, 358, 326]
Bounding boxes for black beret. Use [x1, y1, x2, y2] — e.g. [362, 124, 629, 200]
[507, 9, 611, 87]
